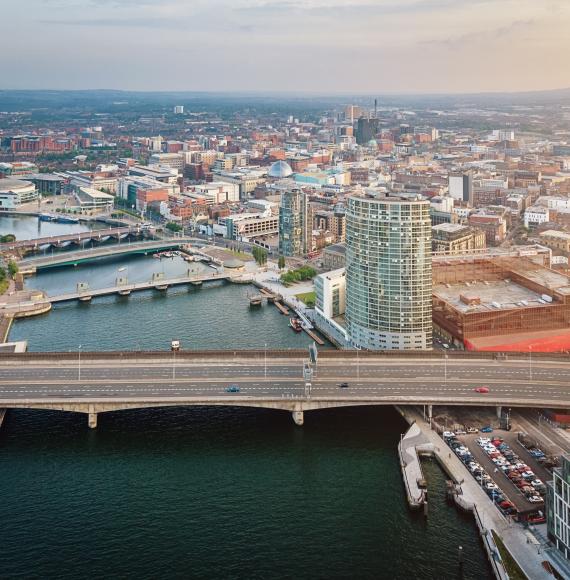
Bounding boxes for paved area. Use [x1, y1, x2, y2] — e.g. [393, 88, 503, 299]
[457, 433, 545, 514]
[399, 422, 430, 507]
[0, 355, 570, 407]
[401, 408, 552, 580]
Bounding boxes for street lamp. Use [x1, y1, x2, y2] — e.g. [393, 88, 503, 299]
[529, 344, 533, 382]
[78, 344, 82, 382]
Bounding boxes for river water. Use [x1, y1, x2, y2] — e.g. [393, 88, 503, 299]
[1, 216, 492, 579]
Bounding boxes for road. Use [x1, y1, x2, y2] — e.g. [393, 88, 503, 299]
[1, 356, 569, 407]
[18, 238, 194, 270]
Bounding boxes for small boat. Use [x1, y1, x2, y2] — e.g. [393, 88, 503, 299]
[171, 339, 180, 351]
[289, 317, 303, 332]
[39, 213, 56, 222]
[57, 216, 79, 224]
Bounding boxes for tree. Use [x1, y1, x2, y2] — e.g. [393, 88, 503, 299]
[252, 245, 267, 266]
[7, 260, 18, 278]
[278, 256, 286, 270]
[165, 222, 183, 233]
[0, 267, 5, 282]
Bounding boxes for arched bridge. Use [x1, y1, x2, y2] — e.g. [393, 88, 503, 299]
[0, 350, 569, 428]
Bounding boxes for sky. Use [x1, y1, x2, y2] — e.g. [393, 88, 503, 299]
[2, 0, 570, 94]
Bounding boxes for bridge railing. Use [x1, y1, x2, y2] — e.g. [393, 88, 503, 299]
[0, 349, 568, 362]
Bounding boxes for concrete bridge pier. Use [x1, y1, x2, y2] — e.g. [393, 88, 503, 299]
[427, 404, 433, 428]
[292, 410, 304, 426]
[88, 412, 98, 429]
[496, 406, 502, 420]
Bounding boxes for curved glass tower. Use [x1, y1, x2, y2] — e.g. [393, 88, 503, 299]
[345, 194, 432, 350]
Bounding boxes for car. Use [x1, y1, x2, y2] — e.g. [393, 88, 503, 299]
[339, 382, 349, 389]
[474, 386, 490, 393]
[528, 496, 544, 504]
[467, 427, 479, 434]
[226, 385, 240, 393]
[454, 429, 467, 435]
[443, 431, 456, 439]
[480, 426, 494, 433]
[499, 500, 514, 509]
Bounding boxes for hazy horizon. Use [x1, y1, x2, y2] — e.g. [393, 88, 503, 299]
[2, 0, 570, 93]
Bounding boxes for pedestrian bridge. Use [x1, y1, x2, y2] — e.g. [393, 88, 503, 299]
[0, 350, 568, 428]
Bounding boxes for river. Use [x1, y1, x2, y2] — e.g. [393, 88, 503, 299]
[0, 215, 492, 579]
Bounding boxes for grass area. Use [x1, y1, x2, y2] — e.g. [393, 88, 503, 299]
[491, 531, 528, 580]
[231, 250, 254, 261]
[295, 291, 316, 307]
[0, 279, 8, 296]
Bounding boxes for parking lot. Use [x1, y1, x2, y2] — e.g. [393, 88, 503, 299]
[443, 428, 549, 521]
[457, 433, 547, 515]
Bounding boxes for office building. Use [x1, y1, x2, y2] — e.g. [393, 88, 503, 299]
[432, 223, 486, 254]
[278, 187, 310, 257]
[355, 117, 379, 145]
[174, 105, 184, 114]
[547, 455, 570, 558]
[345, 194, 432, 350]
[448, 172, 473, 203]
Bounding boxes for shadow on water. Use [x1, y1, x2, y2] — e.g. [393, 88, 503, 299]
[0, 406, 493, 580]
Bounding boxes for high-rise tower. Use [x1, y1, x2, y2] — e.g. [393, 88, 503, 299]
[278, 187, 310, 257]
[345, 194, 432, 350]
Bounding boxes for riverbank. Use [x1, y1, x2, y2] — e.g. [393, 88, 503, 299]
[397, 407, 558, 580]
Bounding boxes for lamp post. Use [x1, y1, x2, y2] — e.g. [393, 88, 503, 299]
[529, 345, 533, 382]
[78, 344, 82, 382]
[172, 346, 176, 381]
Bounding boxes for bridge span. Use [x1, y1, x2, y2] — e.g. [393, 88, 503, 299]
[1, 225, 150, 252]
[0, 350, 568, 428]
[18, 238, 194, 272]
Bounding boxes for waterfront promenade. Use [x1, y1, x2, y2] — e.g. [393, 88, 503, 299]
[399, 407, 560, 579]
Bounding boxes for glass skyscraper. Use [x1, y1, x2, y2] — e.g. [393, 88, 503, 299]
[345, 194, 432, 350]
[278, 187, 310, 257]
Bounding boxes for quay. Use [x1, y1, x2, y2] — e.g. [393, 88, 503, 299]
[397, 407, 559, 579]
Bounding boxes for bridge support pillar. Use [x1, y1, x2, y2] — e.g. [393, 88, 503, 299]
[496, 406, 502, 420]
[88, 412, 98, 429]
[427, 405, 433, 429]
[292, 410, 304, 426]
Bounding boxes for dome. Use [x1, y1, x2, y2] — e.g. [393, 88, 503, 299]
[367, 139, 378, 148]
[268, 160, 293, 179]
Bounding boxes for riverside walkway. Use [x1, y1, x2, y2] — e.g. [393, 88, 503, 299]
[399, 407, 555, 579]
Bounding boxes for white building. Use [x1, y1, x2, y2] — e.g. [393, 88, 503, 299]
[148, 153, 184, 172]
[75, 187, 114, 210]
[313, 268, 349, 347]
[174, 105, 184, 114]
[128, 165, 179, 184]
[190, 182, 240, 204]
[0, 178, 38, 209]
[524, 206, 550, 228]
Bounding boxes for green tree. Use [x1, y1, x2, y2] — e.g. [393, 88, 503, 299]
[165, 222, 183, 233]
[278, 256, 286, 270]
[0, 267, 6, 282]
[7, 260, 18, 278]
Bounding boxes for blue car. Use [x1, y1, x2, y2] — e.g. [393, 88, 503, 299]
[480, 426, 494, 433]
[226, 385, 240, 393]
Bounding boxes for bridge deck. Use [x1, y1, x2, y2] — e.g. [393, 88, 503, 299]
[49, 272, 235, 302]
[19, 238, 194, 270]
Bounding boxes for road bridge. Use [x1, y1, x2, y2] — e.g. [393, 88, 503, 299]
[1, 226, 150, 252]
[18, 238, 194, 272]
[0, 350, 568, 428]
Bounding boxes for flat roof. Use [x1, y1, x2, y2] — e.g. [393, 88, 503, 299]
[434, 279, 551, 314]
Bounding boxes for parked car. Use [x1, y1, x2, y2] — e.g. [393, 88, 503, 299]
[480, 426, 494, 433]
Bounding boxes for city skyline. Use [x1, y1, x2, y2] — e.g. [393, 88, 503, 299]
[2, 0, 570, 93]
